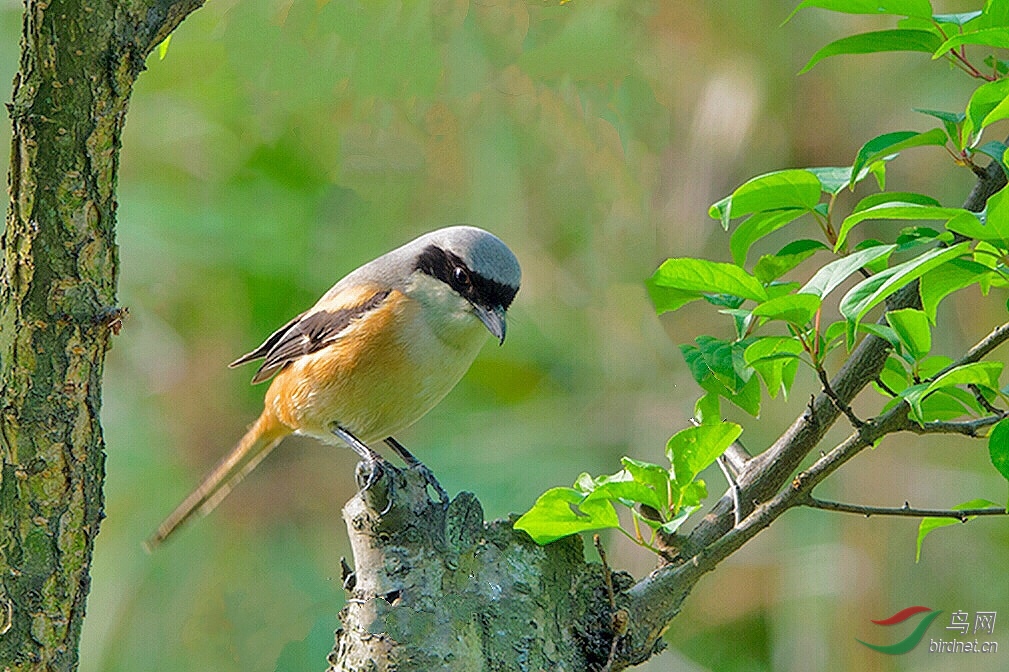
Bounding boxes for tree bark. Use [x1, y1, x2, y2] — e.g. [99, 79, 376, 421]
[0, 1, 201, 669]
[329, 468, 652, 671]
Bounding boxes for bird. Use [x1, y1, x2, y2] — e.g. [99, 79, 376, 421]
[145, 225, 521, 550]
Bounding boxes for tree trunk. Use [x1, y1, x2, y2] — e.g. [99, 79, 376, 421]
[0, 1, 200, 669]
[328, 469, 663, 671]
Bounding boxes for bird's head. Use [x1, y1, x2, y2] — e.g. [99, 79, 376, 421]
[409, 226, 521, 344]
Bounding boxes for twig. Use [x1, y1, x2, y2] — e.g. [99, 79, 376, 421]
[906, 415, 1005, 437]
[594, 535, 616, 611]
[594, 535, 627, 672]
[804, 497, 1008, 520]
[715, 456, 741, 528]
[721, 439, 751, 477]
[969, 383, 1003, 415]
[933, 321, 1009, 377]
[815, 364, 865, 428]
[874, 376, 897, 397]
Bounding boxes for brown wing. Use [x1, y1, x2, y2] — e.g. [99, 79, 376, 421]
[229, 289, 391, 384]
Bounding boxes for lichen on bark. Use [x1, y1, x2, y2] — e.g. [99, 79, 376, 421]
[328, 468, 648, 671]
[0, 1, 203, 669]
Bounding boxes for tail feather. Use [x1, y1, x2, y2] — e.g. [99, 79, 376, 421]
[145, 412, 290, 551]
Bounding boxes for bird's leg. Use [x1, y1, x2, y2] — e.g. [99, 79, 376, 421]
[384, 437, 449, 507]
[332, 424, 396, 514]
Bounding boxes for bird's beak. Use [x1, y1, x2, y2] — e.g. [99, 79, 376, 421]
[473, 304, 507, 344]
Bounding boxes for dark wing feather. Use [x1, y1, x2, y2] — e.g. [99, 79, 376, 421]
[229, 312, 307, 369]
[230, 289, 390, 384]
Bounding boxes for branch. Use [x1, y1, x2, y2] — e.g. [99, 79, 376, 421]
[935, 321, 1009, 376]
[804, 497, 1009, 520]
[619, 158, 1009, 664]
[684, 159, 1009, 557]
[815, 363, 865, 428]
[908, 415, 1005, 437]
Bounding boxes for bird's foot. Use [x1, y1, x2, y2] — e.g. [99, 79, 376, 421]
[413, 461, 450, 509]
[354, 457, 397, 515]
[384, 437, 450, 509]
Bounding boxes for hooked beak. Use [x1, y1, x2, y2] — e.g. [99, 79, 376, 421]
[473, 304, 507, 344]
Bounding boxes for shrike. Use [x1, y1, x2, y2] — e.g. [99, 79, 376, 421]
[146, 226, 520, 549]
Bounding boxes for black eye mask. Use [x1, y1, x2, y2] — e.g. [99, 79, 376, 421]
[414, 244, 518, 312]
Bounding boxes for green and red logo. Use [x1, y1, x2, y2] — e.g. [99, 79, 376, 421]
[856, 606, 943, 655]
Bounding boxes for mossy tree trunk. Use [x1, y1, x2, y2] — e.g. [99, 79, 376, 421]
[0, 1, 202, 669]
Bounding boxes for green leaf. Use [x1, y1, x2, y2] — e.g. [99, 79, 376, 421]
[752, 293, 822, 325]
[919, 388, 984, 420]
[683, 343, 762, 416]
[678, 482, 708, 509]
[946, 213, 1009, 250]
[885, 308, 931, 360]
[849, 129, 948, 190]
[934, 27, 1009, 59]
[799, 245, 896, 298]
[800, 30, 942, 74]
[933, 11, 984, 26]
[744, 336, 804, 366]
[894, 226, 951, 252]
[730, 210, 806, 266]
[584, 478, 667, 515]
[899, 381, 932, 422]
[808, 165, 871, 195]
[903, 362, 1003, 422]
[638, 504, 699, 534]
[839, 242, 970, 326]
[699, 336, 756, 389]
[157, 33, 172, 60]
[920, 258, 992, 321]
[514, 487, 621, 544]
[694, 392, 721, 424]
[791, 0, 933, 19]
[974, 140, 1008, 168]
[962, 78, 1009, 148]
[916, 498, 1001, 562]
[724, 373, 762, 417]
[620, 456, 673, 509]
[837, 203, 965, 251]
[878, 355, 910, 394]
[982, 0, 1009, 29]
[952, 183, 1009, 251]
[745, 337, 804, 398]
[753, 240, 828, 284]
[860, 322, 901, 348]
[915, 108, 965, 142]
[648, 258, 768, 314]
[852, 191, 941, 212]
[709, 170, 822, 228]
[989, 418, 1009, 486]
[917, 355, 953, 378]
[925, 361, 1003, 395]
[666, 422, 743, 487]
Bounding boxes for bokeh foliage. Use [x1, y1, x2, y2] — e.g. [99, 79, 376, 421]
[2, 0, 1007, 670]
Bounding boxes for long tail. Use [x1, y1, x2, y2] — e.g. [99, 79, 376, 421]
[145, 411, 290, 551]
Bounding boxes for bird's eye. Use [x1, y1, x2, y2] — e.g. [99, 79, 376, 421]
[453, 266, 471, 288]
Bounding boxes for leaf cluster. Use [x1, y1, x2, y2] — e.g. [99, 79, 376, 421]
[518, 0, 1009, 560]
[514, 422, 740, 553]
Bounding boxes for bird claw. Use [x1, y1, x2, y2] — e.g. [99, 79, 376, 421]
[355, 458, 397, 515]
[412, 462, 450, 509]
[383, 437, 450, 508]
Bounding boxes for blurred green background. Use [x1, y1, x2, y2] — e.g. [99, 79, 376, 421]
[3, 0, 1008, 670]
